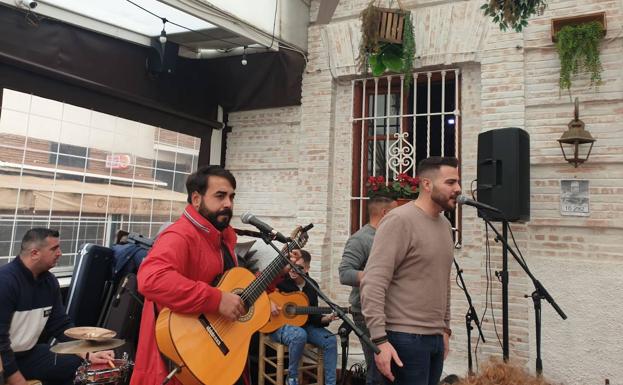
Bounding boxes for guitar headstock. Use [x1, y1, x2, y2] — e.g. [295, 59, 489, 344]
[283, 223, 313, 253]
[290, 224, 313, 250]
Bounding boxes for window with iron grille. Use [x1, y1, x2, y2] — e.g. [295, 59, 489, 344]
[351, 70, 462, 242]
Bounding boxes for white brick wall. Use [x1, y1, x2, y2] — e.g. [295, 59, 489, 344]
[227, 1, 623, 383]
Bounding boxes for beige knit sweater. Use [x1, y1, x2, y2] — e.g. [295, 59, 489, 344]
[361, 202, 454, 340]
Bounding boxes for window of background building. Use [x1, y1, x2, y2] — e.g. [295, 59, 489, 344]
[0, 88, 201, 273]
[351, 70, 462, 243]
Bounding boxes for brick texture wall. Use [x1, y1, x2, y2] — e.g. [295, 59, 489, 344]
[227, 1, 623, 383]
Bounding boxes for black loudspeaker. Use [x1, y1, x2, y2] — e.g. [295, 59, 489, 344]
[146, 40, 179, 74]
[477, 127, 530, 222]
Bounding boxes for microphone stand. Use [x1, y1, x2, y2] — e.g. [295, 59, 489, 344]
[259, 232, 381, 358]
[477, 209, 567, 374]
[453, 258, 485, 375]
[337, 321, 353, 385]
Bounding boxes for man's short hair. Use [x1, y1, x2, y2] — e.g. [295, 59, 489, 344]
[369, 194, 397, 206]
[416, 156, 459, 177]
[20, 228, 59, 254]
[186, 165, 237, 204]
[299, 249, 312, 265]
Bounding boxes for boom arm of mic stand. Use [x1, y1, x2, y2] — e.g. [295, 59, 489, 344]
[262, 238, 380, 354]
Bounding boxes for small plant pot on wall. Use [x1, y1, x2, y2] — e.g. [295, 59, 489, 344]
[358, 1, 415, 84]
[552, 13, 606, 91]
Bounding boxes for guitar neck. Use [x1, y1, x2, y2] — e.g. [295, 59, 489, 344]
[240, 226, 311, 307]
[288, 306, 349, 315]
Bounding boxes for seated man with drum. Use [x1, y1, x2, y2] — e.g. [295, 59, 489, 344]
[0, 228, 114, 385]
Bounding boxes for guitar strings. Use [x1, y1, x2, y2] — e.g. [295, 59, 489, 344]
[209, 230, 308, 337]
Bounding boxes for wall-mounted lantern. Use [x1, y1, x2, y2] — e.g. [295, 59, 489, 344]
[558, 98, 595, 168]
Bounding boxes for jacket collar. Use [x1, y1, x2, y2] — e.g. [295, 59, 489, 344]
[14, 256, 39, 282]
[182, 204, 237, 249]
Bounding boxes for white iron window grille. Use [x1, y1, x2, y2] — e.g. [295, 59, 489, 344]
[350, 70, 462, 240]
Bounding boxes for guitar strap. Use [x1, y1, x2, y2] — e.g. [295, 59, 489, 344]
[211, 243, 236, 286]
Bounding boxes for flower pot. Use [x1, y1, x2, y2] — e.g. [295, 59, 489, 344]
[376, 7, 406, 44]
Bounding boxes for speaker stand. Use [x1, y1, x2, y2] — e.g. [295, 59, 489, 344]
[502, 220, 509, 361]
[479, 212, 567, 373]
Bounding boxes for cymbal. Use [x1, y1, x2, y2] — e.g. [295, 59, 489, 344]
[64, 326, 116, 341]
[51, 339, 125, 354]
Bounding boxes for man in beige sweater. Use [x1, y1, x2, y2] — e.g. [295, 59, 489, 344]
[360, 157, 461, 385]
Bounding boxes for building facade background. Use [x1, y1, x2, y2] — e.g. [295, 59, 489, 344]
[227, 0, 623, 384]
[0, 89, 198, 270]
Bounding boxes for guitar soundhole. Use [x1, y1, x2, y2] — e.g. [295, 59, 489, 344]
[231, 288, 254, 322]
[284, 303, 296, 317]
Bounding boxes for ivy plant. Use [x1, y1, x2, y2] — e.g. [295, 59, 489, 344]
[556, 21, 604, 90]
[481, 0, 547, 32]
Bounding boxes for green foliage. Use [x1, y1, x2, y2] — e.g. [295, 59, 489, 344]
[481, 0, 547, 32]
[358, 2, 416, 86]
[556, 21, 604, 90]
[359, 2, 381, 71]
[402, 11, 415, 86]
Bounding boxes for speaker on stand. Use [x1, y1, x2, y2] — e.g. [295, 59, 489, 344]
[476, 127, 530, 360]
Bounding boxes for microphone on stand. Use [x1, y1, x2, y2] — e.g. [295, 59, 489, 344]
[456, 194, 502, 214]
[240, 212, 290, 243]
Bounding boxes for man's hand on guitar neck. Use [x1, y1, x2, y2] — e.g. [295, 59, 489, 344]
[281, 249, 302, 274]
[218, 291, 246, 321]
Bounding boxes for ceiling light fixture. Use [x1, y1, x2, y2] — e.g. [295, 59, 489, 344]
[241, 45, 248, 66]
[159, 18, 168, 45]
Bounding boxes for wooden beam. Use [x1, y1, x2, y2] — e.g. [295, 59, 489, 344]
[316, 0, 339, 24]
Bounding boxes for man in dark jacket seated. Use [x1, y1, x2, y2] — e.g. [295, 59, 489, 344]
[270, 250, 338, 385]
[0, 228, 113, 385]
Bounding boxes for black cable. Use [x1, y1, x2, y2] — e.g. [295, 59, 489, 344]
[267, 0, 278, 50]
[125, 0, 240, 48]
[470, 179, 477, 199]
[474, 223, 489, 369]
[508, 224, 528, 266]
[486, 225, 503, 350]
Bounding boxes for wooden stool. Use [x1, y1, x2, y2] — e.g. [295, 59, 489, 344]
[258, 333, 324, 385]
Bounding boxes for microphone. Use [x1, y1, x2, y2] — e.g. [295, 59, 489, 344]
[456, 195, 502, 214]
[112, 276, 129, 307]
[240, 212, 290, 243]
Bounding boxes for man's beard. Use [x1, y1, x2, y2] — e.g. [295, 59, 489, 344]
[431, 187, 457, 212]
[198, 202, 233, 231]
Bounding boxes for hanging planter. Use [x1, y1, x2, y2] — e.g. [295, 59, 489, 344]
[481, 0, 547, 32]
[358, 1, 415, 85]
[555, 20, 604, 90]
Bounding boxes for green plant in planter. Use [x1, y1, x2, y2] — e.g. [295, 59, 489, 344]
[481, 0, 547, 32]
[556, 21, 604, 90]
[359, 3, 416, 85]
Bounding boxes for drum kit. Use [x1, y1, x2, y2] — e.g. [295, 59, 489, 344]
[51, 327, 133, 385]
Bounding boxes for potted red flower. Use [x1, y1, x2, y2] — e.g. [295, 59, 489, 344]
[366, 173, 419, 204]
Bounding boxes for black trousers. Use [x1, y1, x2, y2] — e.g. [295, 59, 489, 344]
[15, 344, 82, 385]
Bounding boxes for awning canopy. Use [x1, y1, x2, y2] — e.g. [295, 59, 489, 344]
[0, 3, 305, 139]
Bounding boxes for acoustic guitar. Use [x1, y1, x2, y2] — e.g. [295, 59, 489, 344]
[260, 291, 351, 333]
[155, 224, 312, 385]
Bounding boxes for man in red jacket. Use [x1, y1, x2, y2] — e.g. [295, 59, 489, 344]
[130, 165, 250, 385]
